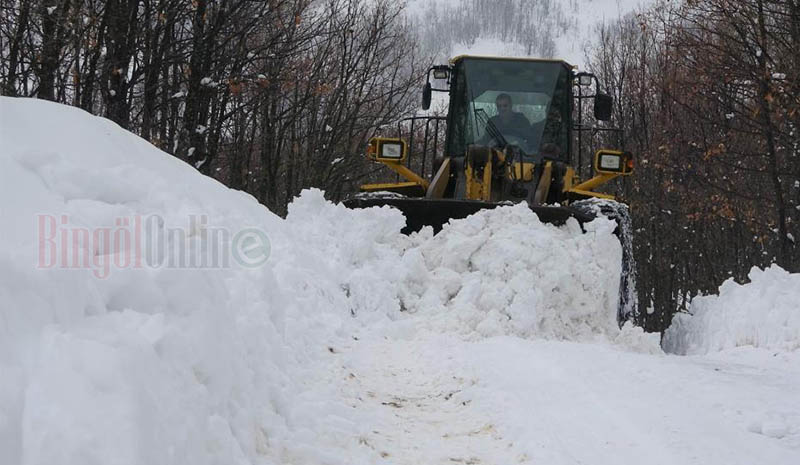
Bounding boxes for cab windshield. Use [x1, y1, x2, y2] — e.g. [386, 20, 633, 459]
[446, 58, 571, 159]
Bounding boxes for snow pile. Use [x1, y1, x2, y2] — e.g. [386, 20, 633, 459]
[404, 206, 622, 340]
[286, 192, 625, 341]
[663, 265, 800, 355]
[1, 97, 636, 465]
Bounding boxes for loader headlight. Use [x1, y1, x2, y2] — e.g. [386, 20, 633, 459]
[367, 137, 408, 162]
[599, 153, 622, 171]
[381, 142, 403, 159]
[433, 68, 449, 80]
[576, 72, 595, 87]
[594, 149, 634, 175]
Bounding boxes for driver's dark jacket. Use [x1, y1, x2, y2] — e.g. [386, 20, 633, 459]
[485, 112, 531, 141]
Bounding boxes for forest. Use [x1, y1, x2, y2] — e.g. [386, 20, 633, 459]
[1, 0, 798, 332]
[586, 0, 799, 330]
[0, 0, 424, 213]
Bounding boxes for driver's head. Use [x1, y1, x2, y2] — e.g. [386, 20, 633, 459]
[495, 93, 513, 118]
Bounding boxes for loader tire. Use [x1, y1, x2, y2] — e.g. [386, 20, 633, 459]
[570, 199, 638, 326]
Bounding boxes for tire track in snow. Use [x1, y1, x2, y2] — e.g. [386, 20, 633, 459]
[336, 332, 527, 464]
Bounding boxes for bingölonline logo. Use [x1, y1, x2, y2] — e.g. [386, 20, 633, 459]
[37, 214, 270, 278]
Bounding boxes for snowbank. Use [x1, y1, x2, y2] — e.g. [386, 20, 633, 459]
[1, 97, 633, 465]
[663, 265, 800, 355]
[0, 97, 362, 465]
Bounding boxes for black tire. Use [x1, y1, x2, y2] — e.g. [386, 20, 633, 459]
[570, 199, 638, 327]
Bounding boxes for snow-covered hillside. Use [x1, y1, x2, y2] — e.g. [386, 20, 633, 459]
[2, 97, 799, 465]
[409, 0, 653, 68]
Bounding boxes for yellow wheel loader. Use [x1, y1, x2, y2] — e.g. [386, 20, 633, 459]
[344, 56, 637, 323]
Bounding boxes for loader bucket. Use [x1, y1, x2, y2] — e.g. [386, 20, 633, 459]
[342, 197, 596, 235]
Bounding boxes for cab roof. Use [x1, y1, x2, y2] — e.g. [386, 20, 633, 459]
[449, 55, 575, 70]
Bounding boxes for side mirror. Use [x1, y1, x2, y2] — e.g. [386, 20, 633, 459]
[422, 82, 432, 110]
[594, 93, 613, 121]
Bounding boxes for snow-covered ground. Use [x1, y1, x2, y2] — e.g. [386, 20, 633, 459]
[1, 97, 799, 465]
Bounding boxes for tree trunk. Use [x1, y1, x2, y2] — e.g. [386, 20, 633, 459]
[755, 0, 791, 268]
[36, 0, 62, 100]
[3, 0, 31, 96]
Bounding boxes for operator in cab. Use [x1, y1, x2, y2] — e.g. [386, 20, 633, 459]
[479, 92, 566, 158]
[483, 93, 532, 144]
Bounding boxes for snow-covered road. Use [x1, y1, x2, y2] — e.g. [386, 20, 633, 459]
[330, 329, 800, 464]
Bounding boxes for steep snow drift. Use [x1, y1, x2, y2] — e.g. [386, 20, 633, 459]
[2, 98, 799, 465]
[663, 265, 800, 355]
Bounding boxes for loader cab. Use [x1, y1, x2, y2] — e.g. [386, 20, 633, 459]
[355, 54, 630, 203]
[444, 56, 573, 161]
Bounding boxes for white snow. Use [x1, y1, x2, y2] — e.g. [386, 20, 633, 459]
[663, 265, 800, 355]
[2, 97, 800, 465]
